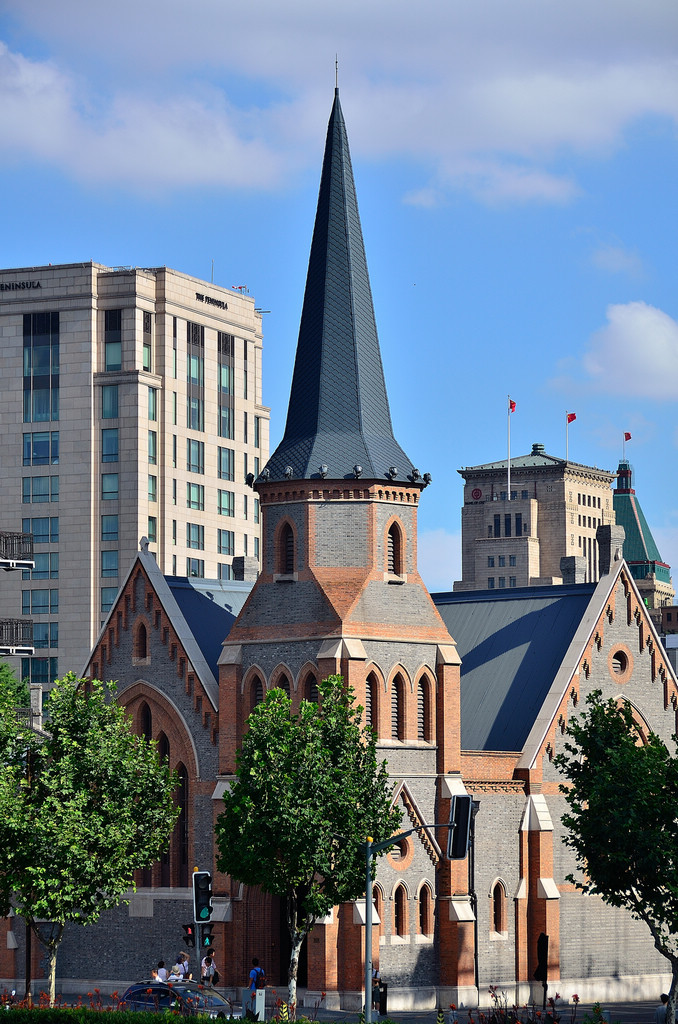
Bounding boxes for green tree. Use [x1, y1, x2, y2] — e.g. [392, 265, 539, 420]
[0, 672, 179, 1005]
[556, 690, 678, 1023]
[0, 658, 30, 707]
[215, 675, 402, 1008]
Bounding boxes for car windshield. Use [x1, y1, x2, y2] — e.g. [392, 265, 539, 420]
[171, 985, 231, 1011]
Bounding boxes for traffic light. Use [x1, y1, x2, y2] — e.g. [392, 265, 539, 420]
[182, 923, 196, 949]
[447, 795, 472, 860]
[534, 932, 549, 983]
[201, 923, 215, 949]
[192, 870, 213, 923]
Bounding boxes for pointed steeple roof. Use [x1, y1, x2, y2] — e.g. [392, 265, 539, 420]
[262, 89, 417, 484]
[613, 459, 671, 581]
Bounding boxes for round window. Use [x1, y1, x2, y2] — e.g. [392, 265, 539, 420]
[611, 650, 628, 675]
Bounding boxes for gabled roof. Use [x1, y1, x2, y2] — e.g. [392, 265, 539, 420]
[85, 549, 253, 711]
[262, 89, 416, 485]
[432, 583, 596, 752]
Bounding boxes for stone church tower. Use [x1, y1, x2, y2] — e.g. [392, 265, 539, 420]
[218, 90, 467, 1007]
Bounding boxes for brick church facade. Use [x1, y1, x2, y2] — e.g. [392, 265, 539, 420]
[2, 90, 677, 1010]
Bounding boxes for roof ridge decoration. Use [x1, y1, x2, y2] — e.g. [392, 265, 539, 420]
[261, 89, 417, 485]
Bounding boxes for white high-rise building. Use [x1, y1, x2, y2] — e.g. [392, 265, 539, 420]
[0, 262, 269, 687]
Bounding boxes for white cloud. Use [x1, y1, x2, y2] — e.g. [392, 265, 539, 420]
[417, 529, 462, 593]
[590, 243, 644, 277]
[583, 302, 678, 399]
[1, 0, 678, 199]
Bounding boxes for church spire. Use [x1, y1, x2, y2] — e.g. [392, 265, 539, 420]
[263, 89, 417, 484]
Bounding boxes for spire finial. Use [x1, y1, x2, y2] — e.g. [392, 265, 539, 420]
[335, 54, 338, 90]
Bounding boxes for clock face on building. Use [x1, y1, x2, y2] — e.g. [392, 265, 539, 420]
[471, 488, 482, 500]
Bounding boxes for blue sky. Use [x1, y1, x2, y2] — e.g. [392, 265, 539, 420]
[1, 0, 677, 592]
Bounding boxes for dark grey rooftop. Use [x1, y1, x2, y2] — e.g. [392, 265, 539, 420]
[166, 576, 253, 681]
[262, 89, 417, 485]
[432, 584, 596, 752]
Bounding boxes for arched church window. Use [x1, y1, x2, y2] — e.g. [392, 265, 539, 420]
[279, 523, 295, 574]
[304, 673, 319, 702]
[250, 675, 264, 712]
[419, 884, 433, 935]
[387, 523, 403, 575]
[391, 675, 405, 740]
[135, 622, 148, 660]
[277, 673, 291, 697]
[394, 884, 408, 937]
[417, 679, 432, 741]
[366, 673, 380, 736]
[176, 762, 189, 887]
[492, 880, 507, 934]
[140, 701, 152, 741]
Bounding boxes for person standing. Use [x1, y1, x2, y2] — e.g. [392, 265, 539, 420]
[177, 953, 192, 981]
[655, 995, 670, 1024]
[249, 957, 265, 993]
[156, 961, 168, 982]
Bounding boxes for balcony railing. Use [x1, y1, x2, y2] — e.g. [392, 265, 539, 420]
[0, 618, 34, 656]
[0, 532, 34, 571]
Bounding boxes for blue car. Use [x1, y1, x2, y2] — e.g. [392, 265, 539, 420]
[121, 980, 234, 1017]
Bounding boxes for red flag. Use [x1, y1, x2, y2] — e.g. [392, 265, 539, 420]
[508, 399, 516, 413]
[624, 431, 632, 441]
[567, 412, 576, 424]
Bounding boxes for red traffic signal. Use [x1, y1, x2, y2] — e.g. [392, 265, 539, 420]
[182, 923, 196, 949]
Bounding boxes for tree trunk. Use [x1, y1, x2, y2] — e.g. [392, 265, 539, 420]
[287, 930, 305, 1012]
[667, 963, 678, 1024]
[32, 920, 64, 1008]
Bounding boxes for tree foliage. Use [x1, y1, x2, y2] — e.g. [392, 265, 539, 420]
[555, 690, 678, 1015]
[0, 658, 30, 708]
[215, 675, 402, 1006]
[0, 672, 179, 1004]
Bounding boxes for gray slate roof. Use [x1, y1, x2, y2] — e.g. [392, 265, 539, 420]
[263, 89, 416, 484]
[166, 576, 253, 681]
[432, 584, 596, 752]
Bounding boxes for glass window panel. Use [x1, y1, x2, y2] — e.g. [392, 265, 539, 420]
[102, 385, 119, 419]
[102, 428, 119, 462]
[101, 587, 118, 613]
[102, 473, 119, 500]
[101, 550, 119, 577]
[147, 516, 157, 542]
[101, 515, 118, 541]
[148, 430, 157, 465]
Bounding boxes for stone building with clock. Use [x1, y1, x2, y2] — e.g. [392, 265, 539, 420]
[453, 445, 618, 591]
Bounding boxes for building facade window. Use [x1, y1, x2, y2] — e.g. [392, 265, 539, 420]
[186, 523, 204, 550]
[22, 476, 58, 503]
[24, 312, 59, 423]
[101, 550, 119, 577]
[218, 447, 235, 481]
[32, 622, 58, 649]
[104, 309, 122, 371]
[102, 473, 119, 500]
[254, 415, 261, 448]
[148, 430, 157, 464]
[417, 679, 432, 741]
[23, 431, 59, 466]
[218, 529, 234, 555]
[187, 322, 205, 431]
[148, 475, 157, 502]
[101, 514, 118, 541]
[20, 656, 58, 687]
[22, 552, 58, 580]
[419, 885, 433, 936]
[148, 386, 157, 421]
[279, 523, 294, 574]
[102, 384, 118, 419]
[147, 516, 157, 543]
[394, 884, 408, 938]
[218, 563, 232, 580]
[487, 556, 495, 568]
[488, 577, 495, 589]
[101, 587, 118, 613]
[187, 483, 204, 510]
[186, 557, 205, 578]
[187, 439, 204, 474]
[142, 310, 152, 372]
[218, 489, 235, 517]
[102, 428, 119, 462]
[23, 517, 58, 544]
[22, 589, 58, 615]
[387, 522, 404, 575]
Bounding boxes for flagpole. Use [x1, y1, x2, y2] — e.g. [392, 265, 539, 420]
[566, 412, 569, 462]
[623, 432, 626, 460]
[507, 396, 511, 501]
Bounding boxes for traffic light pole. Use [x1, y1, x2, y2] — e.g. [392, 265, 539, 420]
[361, 821, 459, 1024]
